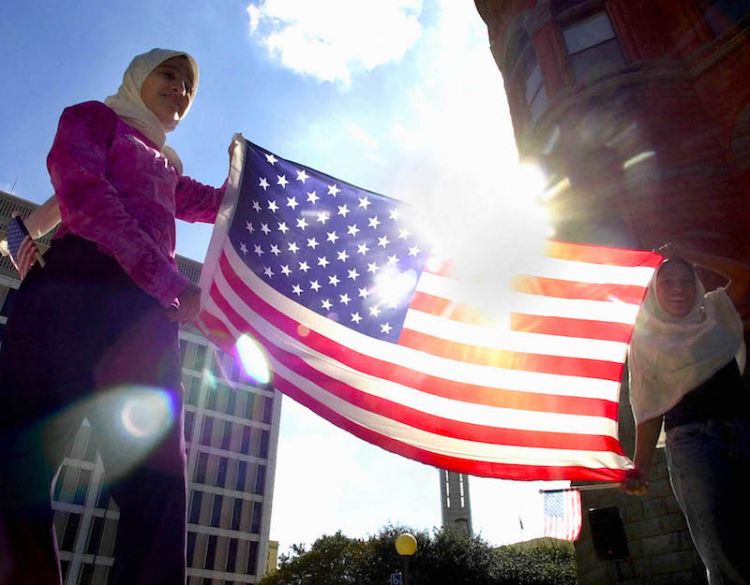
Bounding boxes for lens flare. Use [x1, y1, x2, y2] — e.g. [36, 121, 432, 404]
[202, 368, 217, 388]
[540, 177, 570, 203]
[120, 389, 173, 439]
[373, 267, 418, 307]
[38, 386, 180, 485]
[623, 150, 655, 170]
[236, 334, 271, 385]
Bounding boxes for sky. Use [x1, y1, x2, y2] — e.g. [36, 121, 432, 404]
[1, 0, 567, 553]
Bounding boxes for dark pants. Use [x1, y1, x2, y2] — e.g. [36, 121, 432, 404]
[0, 236, 186, 585]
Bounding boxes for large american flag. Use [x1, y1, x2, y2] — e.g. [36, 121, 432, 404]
[198, 138, 661, 481]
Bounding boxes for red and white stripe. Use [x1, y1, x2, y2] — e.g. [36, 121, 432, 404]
[544, 490, 583, 541]
[198, 238, 660, 481]
[11, 236, 40, 279]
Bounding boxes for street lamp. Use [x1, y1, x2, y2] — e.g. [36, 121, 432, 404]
[395, 533, 417, 585]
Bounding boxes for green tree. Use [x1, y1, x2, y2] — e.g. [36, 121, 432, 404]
[259, 527, 577, 585]
[260, 532, 371, 585]
[360, 525, 429, 585]
[409, 527, 500, 585]
[495, 540, 577, 585]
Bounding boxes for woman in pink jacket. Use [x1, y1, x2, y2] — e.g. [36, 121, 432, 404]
[0, 48, 226, 584]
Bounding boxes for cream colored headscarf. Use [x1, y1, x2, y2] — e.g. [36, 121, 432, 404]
[104, 48, 199, 174]
[628, 259, 745, 424]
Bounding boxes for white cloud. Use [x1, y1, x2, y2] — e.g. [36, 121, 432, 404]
[247, 0, 423, 85]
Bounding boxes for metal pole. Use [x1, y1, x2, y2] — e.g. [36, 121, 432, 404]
[539, 482, 620, 494]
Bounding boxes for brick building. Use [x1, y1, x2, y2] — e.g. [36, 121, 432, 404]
[474, 1, 750, 583]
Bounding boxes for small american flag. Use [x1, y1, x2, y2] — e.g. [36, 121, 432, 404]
[6, 216, 42, 277]
[198, 138, 661, 480]
[544, 490, 582, 541]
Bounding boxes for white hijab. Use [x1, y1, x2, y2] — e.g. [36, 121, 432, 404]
[628, 259, 745, 424]
[104, 48, 199, 174]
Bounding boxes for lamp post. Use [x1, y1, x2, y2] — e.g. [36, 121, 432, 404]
[395, 532, 417, 585]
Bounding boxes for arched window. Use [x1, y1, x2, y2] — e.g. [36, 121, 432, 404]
[562, 11, 625, 83]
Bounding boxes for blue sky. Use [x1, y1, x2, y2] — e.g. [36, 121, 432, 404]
[1, 0, 566, 552]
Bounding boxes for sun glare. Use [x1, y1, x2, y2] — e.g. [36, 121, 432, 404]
[413, 159, 553, 320]
[511, 162, 547, 199]
[236, 334, 272, 386]
[373, 267, 419, 307]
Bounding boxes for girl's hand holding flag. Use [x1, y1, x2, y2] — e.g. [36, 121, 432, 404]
[4, 215, 45, 279]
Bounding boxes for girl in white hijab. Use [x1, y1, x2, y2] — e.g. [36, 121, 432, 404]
[622, 244, 750, 585]
[0, 49, 202, 276]
[104, 48, 199, 174]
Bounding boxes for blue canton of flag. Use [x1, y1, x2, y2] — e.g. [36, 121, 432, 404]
[543, 490, 582, 541]
[227, 143, 429, 343]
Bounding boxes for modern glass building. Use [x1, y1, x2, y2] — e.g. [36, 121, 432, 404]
[1, 191, 282, 585]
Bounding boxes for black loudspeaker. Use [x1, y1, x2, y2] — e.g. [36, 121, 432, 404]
[588, 506, 629, 561]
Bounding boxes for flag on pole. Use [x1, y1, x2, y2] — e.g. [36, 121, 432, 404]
[543, 489, 582, 541]
[198, 137, 661, 481]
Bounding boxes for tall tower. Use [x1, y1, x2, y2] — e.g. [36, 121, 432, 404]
[475, 2, 750, 583]
[439, 470, 473, 535]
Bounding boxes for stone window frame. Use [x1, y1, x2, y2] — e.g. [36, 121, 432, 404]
[557, 6, 626, 85]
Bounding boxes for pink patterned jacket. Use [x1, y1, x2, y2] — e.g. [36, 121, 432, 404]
[47, 101, 225, 307]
